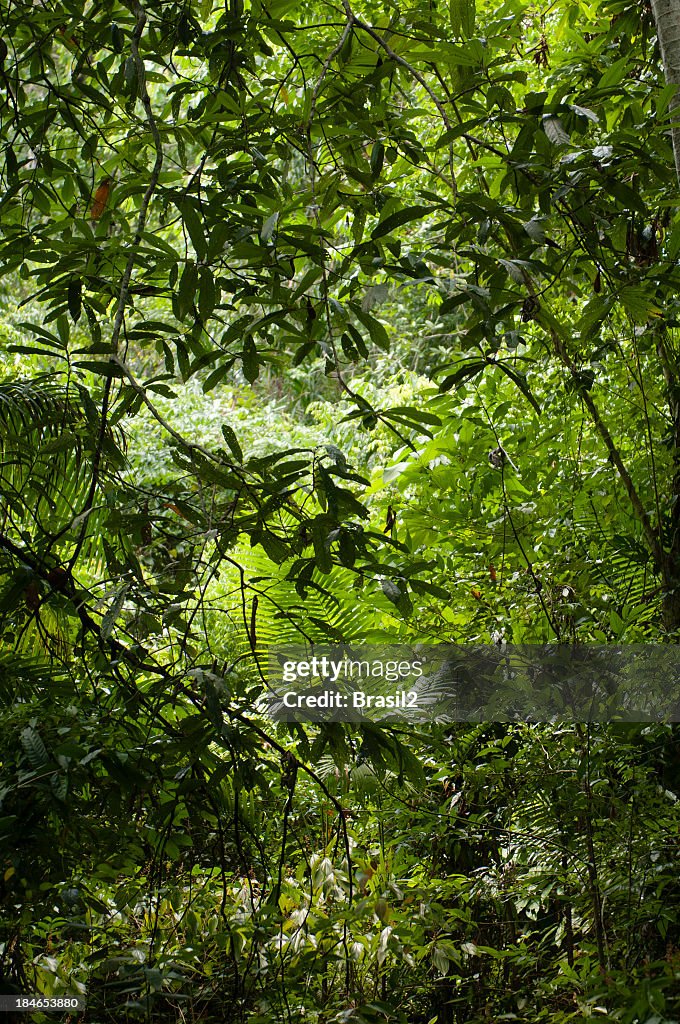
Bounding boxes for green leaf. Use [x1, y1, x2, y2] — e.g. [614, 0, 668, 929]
[338, 531, 356, 567]
[100, 589, 129, 634]
[176, 260, 198, 321]
[523, 218, 546, 243]
[242, 336, 259, 382]
[198, 266, 216, 320]
[577, 295, 612, 335]
[20, 726, 49, 769]
[410, 579, 450, 600]
[67, 280, 82, 323]
[542, 115, 570, 146]
[439, 361, 486, 392]
[221, 424, 243, 462]
[450, 0, 475, 38]
[381, 578, 412, 617]
[177, 201, 208, 260]
[311, 519, 332, 574]
[339, 26, 353, 64]
[111, 22, 124, 52]
[495, 362, 541, 415]
[371, 205, 433, 240]
[619, 286, 662, 323]
[370, 140, 384, 179]
[202, 360, 234, 392]
[351, 306, 390, 351]
[605, 179, 647, 214]
[258, 531, 290, 564]
[261, 211, 279, 243]
[75, 360, 124, 378]
[598, 55, 629, 89]
[293, 341, 317, 366]
[384, 406, 441, 427]
[8, 345, 67, 360]
[5, 144, 18, 182]
[124, 55, 138, 96]
[570, 103, 598, 122]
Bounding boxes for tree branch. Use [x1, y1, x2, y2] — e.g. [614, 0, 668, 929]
[539, 307, 666, 572]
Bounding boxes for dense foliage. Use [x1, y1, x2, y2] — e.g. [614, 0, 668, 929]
[1, 0, 680, 1020]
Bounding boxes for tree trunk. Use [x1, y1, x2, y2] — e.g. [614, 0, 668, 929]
[662, 557, 680, 629]
[651, 0, 680, 186]
[651, 2, 680, 625]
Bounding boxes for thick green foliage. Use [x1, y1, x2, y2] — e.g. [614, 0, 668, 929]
[1, 0, 680, 1020]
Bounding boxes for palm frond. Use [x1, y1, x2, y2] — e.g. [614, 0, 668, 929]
[0, 649, 71, 703]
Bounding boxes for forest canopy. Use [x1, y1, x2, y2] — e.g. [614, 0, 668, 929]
[1, 0, 680, 1020]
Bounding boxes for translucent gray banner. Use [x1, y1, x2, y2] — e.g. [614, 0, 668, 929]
[263, 644, 680, 723]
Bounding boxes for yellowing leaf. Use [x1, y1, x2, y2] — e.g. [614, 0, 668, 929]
[619, 286, 662, 324]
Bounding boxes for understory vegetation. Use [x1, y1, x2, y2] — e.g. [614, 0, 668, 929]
[1, 0, 680, 1020]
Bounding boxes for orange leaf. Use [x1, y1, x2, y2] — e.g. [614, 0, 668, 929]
[91, 178, 111, 219]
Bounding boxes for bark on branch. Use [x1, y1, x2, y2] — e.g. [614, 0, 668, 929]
[651, 0, 680, 186]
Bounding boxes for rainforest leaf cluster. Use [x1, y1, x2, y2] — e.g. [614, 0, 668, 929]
[1, 0, 680, 1020]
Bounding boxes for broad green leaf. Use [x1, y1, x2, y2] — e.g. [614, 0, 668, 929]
[242, 336, 259, 382]
[371, 206, 433, 240]
[68, 280, 82, 323]
[619, 286, 662, 323]
[261, 211, 279, 243]
[542, 115, 570, 146]
[177, 201, 208, 259]
[450, 0, 475, 38]
[221, 424, 243, 462]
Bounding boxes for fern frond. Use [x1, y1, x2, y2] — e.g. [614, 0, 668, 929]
[0, 375, 126, 561]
